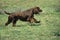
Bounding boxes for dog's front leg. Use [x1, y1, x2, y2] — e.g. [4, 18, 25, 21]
[30, 18, 40, 23]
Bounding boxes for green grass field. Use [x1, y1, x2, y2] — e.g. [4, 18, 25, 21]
[0, 0, 60, 40]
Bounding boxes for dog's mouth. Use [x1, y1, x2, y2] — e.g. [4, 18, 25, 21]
[35, 12, 39, 14]
[39, 10, 42, 12]
[35, 12, 40, 15]
[37, 11, 42, 15]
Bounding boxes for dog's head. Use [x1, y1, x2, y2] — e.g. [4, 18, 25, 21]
[32, 7, 42, 14]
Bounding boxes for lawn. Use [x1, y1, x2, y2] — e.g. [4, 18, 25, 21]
[0, 0, 60, 40]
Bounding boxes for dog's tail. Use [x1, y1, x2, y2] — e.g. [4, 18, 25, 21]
[4, 11, 11, 15]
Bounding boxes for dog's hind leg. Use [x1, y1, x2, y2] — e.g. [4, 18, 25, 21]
[5, 16, 13, 26]
[12, 19, 18, 27]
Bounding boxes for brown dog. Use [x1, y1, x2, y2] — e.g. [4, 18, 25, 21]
[4, 7, 42, 26]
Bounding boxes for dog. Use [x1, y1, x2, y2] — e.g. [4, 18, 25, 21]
[4, 7, 42, 26]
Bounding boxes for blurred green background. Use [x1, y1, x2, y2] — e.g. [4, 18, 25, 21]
[0, 0, 60, 40]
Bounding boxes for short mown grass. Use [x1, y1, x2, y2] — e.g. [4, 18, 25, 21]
[0, 0, 60, 40]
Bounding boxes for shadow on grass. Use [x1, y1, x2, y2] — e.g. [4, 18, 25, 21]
[28, 23, 41, 26]
[15, 24, 27, 27]
[53, 32, 60, 36]
[15, 23, 41, 27]
[56, 6, 60, 12]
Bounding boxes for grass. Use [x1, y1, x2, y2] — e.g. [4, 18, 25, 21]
[0, 0, 60, 40]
